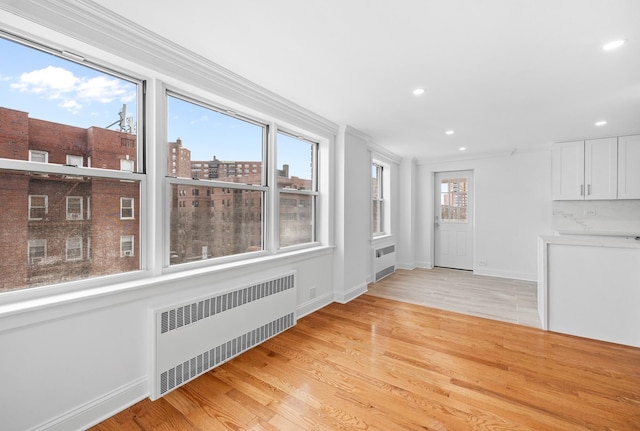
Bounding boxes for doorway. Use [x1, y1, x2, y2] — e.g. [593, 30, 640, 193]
[434, 170, 473, 270]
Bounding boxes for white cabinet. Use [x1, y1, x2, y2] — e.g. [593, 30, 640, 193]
[618, 134, 640, 199]
[552, 137, 617, 200]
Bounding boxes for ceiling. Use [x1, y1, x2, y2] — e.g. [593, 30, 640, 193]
[92, 0, 640, 161]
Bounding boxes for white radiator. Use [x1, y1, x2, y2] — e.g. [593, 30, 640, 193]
[374, 244, 396, 281]
[152, 272, 296, 399]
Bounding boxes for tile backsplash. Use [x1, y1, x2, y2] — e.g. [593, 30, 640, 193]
[552, 200, 640, 236]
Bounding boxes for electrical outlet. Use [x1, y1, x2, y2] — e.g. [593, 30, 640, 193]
[478, 260, 487, 266]
[583, 209, 596, 216]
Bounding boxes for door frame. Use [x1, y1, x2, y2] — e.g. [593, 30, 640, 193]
[432, 169, 475, 271]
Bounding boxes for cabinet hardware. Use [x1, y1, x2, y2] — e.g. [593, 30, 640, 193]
[580, 185, 584, 196]
[587, 184, 591, 195]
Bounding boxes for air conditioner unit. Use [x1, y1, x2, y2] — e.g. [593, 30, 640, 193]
[29, 257, 43, 265]
[68, 213, 82, 220]
[123, 250, 133, 257]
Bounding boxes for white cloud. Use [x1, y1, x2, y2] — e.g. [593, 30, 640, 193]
[10, 66, 134, 113]
[191, 115, 209, 125]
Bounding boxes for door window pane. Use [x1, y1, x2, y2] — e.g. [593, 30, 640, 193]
[440, 178, 468, 223]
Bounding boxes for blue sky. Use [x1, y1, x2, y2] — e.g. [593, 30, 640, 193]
[1, 36, 311, 179]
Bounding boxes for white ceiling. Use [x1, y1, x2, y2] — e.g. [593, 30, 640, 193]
[93, 0, 640, 161]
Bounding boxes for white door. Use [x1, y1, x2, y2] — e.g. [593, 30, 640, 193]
[434, 171, 473, 270]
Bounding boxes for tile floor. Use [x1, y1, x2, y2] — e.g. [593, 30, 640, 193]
[367, 267, 541, 328]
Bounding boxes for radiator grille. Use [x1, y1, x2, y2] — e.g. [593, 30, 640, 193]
[159, 313, 294, 396]
[154, 273, 297, 399]
[160, 274, 294, 334]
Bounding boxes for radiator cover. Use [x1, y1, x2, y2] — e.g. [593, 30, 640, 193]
[152, 272, 296, 399]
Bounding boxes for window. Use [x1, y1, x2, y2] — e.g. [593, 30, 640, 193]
[66, 236, 83, 261]
[277, 131, 318, 247]
[66, 155, 83, 167]
[372, 162, 384, 236]
[28, 239, 47, 265]
[120, 159, 135, 172]
[0, 35, 143, 291]
[120, 235, 134, 257]
[440, 178, 468, 222]
[120, 197, 134, 219]
[29, 150, 48, 163]
[28, 195, 48, 220]
[167, 93, 266, 265]
[66, 196, 83, 220]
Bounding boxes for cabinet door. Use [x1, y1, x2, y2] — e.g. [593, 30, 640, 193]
[618, 134, 640, 199]
[552, 141, 584, 200]
[584, 137, 617, 200]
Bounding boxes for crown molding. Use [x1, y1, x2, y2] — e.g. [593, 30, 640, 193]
[0, 0, 338, 137]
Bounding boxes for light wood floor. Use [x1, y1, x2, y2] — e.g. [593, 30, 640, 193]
[91, 293, 640, 430]
[367, 268, 541, 328]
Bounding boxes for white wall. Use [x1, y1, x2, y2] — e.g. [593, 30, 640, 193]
[413, 149, 554, 281]
[333, 126, 371, 302]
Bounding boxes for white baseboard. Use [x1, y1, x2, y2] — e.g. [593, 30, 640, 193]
[473, 267, 537, 282]
[297, 292, 333, 318]
[333, 282, 368, 304]
[30, 377, 148, 431]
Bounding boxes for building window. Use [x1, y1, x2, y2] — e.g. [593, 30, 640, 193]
[372, 163, 384, 236]
[277, 131, 318, 248]
[120, 159, 135, 172]
[0, 35, 143, 292]
[66, 154, 84, 167]
[120, 197, 134, 219]
[66, 196, 83, 220]
[28, 195, 48, 220]
[167, 93, 266, 265]
[66, 236, 83, 261]
[440, 178, 468, 223]
[29, 150, 48, 163]
[120, 235, 134, 257]
[28, 239, 47, 265]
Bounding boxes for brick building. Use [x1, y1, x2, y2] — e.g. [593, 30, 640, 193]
[0, 107, 139, 291]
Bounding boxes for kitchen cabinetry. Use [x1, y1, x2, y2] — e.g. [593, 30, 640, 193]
[552, 138, 617, 200]
[618, 134, 640, 199]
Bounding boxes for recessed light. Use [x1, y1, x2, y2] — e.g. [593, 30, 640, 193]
[413, 88, 425, 96]
[595, 120, 607, 126]
[602, 39, 626, 51]
[445, 130, 455, 135]
[458, 147, 466, 151]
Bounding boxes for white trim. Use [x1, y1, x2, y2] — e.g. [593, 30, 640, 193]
[296, 292, 333, 319]
[472, 268, 537, 282]
[28, 377, 148, 431]
[333, 282, 368, 304]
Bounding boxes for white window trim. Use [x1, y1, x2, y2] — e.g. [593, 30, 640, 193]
[29, 150, 48, 163]
[66, 196, 84, 220]
[28, 239, 47, 265]
[66, 236, 83, 261]
[28, 195, 48, 220]
[66, 154, 83, 167]
[120, 235, 135, 257]
[120, 197, 135, 220]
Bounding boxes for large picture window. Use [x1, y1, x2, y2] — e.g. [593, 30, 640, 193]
[277, 131, 318, 247]
[166, 93, 266, 265]
[372, 162, 384, 236]
[0, 35, 143, 292]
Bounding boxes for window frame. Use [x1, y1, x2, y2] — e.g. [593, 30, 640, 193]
[275, 129, 319, 250]
[120, 235, 135, 257]
[0, 31, 147, 293]
[28, 194, 48, 220]
[28, 239, 47, 265]
[372, 162, 385, 237]
[66, 196, 84, 221]
[65, 236, 83, 261]
[120, 197, 135, 220]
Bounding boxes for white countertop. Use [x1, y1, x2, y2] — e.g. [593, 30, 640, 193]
[539, 234, 640, 249]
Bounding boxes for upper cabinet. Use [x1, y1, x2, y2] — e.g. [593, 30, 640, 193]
[618, 135, 640, 199]
[552, 137, 617, 200]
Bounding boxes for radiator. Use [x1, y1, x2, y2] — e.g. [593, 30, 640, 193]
[374, 244, 396, 281]
[152, 272, 296, 399]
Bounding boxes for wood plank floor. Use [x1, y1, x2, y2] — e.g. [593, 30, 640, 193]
[91, 294, 640, 430]
[367, 268, 541, 328]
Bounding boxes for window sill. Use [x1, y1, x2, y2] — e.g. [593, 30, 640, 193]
[0, 245, 335, 332]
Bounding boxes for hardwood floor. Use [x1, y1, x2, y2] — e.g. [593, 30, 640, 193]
[91, 293, 640, 430]
[367, 268, 541, 328]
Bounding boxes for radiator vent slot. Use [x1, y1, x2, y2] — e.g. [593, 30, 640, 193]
[153, 272, 296, 399]
[374, 244, 396, 281]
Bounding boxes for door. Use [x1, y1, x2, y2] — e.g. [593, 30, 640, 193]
[434, 171, 473, 270]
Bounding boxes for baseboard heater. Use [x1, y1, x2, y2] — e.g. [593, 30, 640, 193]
[374, 244, 396, 281]
[152, 272, 296, 399]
